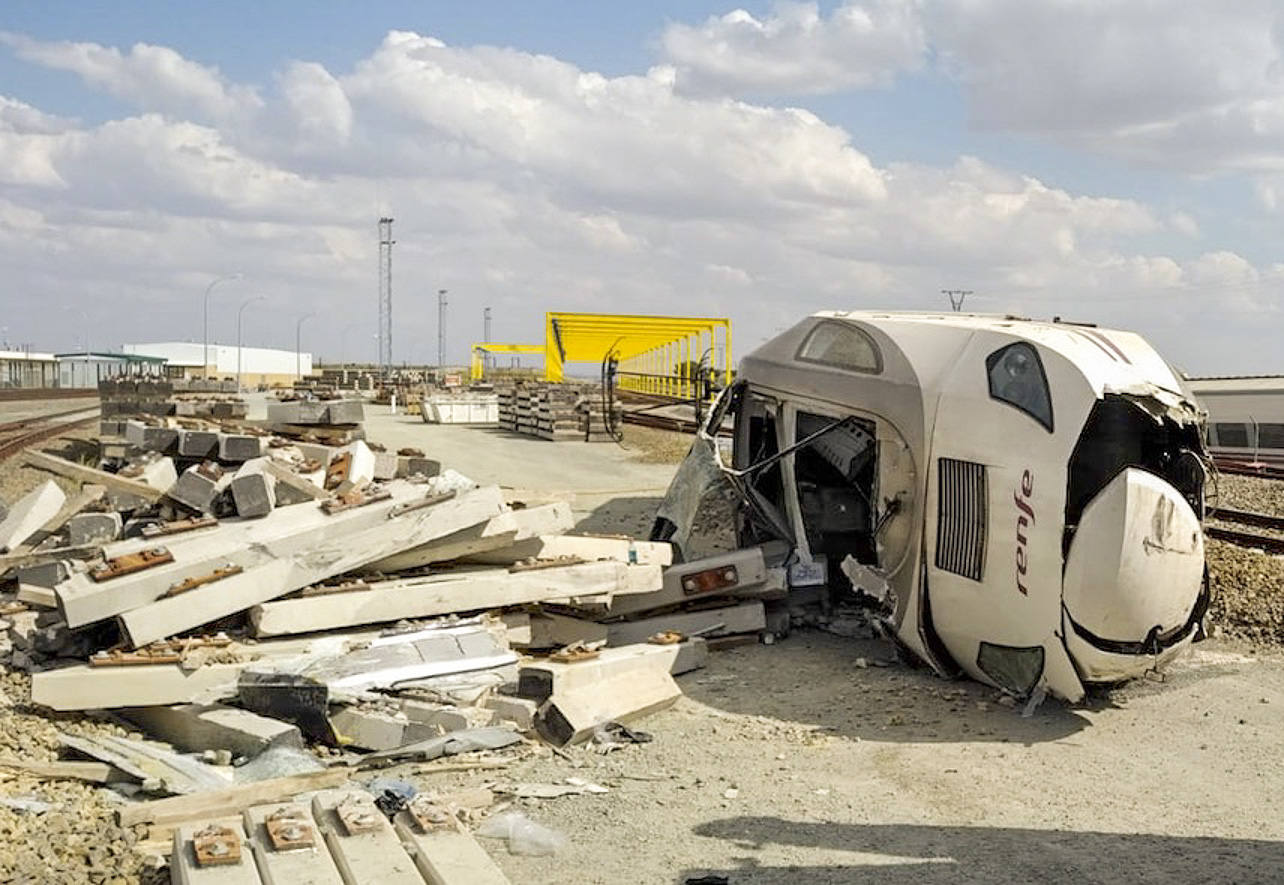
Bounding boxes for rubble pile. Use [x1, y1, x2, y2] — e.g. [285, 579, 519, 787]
[0, 386, 797, 882]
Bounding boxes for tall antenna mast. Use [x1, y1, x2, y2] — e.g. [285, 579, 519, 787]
[377, 217, 395, 374]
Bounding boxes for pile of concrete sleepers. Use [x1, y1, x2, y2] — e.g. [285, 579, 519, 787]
[266, 395, 366, 446]
[0, 395, 798, 880]
[497, 382, 621, 441]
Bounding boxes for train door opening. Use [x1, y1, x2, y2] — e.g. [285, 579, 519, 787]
[791, 408, 880, 572]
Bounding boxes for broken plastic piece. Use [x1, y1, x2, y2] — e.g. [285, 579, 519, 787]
[477, 811, 566, 856]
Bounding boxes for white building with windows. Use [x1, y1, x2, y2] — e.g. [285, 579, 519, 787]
[122, 342, 313, 388]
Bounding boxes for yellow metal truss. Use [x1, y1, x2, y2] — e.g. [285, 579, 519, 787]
[470, 343, 545, 381]
[544, 312, 731, 399]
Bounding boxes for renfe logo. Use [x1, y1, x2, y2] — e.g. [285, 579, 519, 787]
[1014, 469, 1034, 596]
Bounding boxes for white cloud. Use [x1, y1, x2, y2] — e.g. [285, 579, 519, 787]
[660, 1, 926, 96]
[1169, 212, 1200, 237]
[930, 0, 1284, 173]
[656, 1, 1284, 179]
[0, 32, 261, 120]
[0, 30, 1275, 373]
[278, 61, 353, 143]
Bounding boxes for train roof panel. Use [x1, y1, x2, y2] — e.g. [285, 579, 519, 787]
[806, 311, 1186, 398]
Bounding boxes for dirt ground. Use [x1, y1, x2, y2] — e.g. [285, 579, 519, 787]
[3, 402, 1284, 883]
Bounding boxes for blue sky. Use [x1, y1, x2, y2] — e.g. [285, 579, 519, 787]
[0, 1, 1281, 371]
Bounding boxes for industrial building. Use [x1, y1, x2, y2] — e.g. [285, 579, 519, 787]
[54, 352, 167, 388]
[122, 342, 313, 389]
[0, 349, 58, 388]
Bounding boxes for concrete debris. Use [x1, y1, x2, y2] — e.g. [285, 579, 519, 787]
[604, 600, 767, 646]
[59, 732, 230, 795]
[121, 704, 303, 758]
[0, 383, 819, 882]
[238, 619, 516, 742]
[361, 725, 524, 766]
[66, 509, 122, 546]
[0, 479, 66, 553]
[249, 560, 661, 638]
[168, 462, 228, 514]
[229, 458, 277, 518]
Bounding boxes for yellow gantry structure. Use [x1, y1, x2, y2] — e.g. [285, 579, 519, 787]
[470, 343, 545, 381]
[470, 313, 732, 399]
[544, 312, 731, 399]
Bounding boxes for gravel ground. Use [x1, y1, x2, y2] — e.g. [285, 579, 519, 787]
[1206, 539, 1284, 645]
[0, 671, 162, 885]
[620, 425, 696, 465]
[1211, 473, 1284, 516]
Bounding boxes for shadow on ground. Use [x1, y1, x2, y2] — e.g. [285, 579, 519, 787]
[682, 817, 1284, 883]
[573, 495, 664, 537]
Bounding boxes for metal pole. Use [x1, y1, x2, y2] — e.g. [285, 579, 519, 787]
[437, 289, 448, 368]
[203, 273, 242, 381]
[236, 295, 265, 393]
[295, 313, 315, 381]
[483, 306, 491, 376]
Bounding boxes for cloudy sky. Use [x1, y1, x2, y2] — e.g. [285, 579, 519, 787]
[0, 1, 1281, 373]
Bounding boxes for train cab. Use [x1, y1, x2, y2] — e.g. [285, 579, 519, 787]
[655, 311, 1210, 702]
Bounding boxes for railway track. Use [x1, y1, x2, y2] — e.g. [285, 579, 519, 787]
[1206, 506, 1284, 555]
[622, 409, 699, 434]
[1212, 456, 1284, 481]
[0, 408, 101, 462]
[0, 388, 97, 403]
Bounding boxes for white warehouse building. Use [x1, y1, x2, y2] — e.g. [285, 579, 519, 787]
[123, 342, 313, 388]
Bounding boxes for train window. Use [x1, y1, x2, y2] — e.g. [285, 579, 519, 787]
[986, 342, 1053, 432]
[1258, 424, 1284, 448]
[1213, 422, 1250, 448]
[796, 321, 882, 374]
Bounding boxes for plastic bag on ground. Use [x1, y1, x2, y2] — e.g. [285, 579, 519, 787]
[477, 811, 567, 856]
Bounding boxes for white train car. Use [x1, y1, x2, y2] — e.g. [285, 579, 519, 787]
[1184, 375, 1284, 467]
[656, 311, 1209, 702]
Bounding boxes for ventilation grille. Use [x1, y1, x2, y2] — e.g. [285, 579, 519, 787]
[936, 458, 987, 581]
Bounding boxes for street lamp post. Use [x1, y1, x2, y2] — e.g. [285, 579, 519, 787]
[236, 295, 265, 393]
[203, 273, 242, 381]
[295, 313, 315, 382]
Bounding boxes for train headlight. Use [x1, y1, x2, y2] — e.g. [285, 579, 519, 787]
[976, 641, 1045, 697]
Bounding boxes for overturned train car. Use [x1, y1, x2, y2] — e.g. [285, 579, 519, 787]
[655, 311, 1210, 702]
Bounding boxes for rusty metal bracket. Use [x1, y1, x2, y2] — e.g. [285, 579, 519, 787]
[388, 490, 456, 519]
[549, 640, 603, 663]
[193, 824, 242, 866]
[142, 516, 217, 539]
[407, 796, 458, 833]
[335, 797, 381, 835]
[324, 452, 352, 491]
[89, 633, 232, 667]
[164, 564, 243, 598]
[90, 547, 174, 582]
[265, 806, 316, 851]
[194, 461, 224, 481]
[321, 487, 392, 515]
